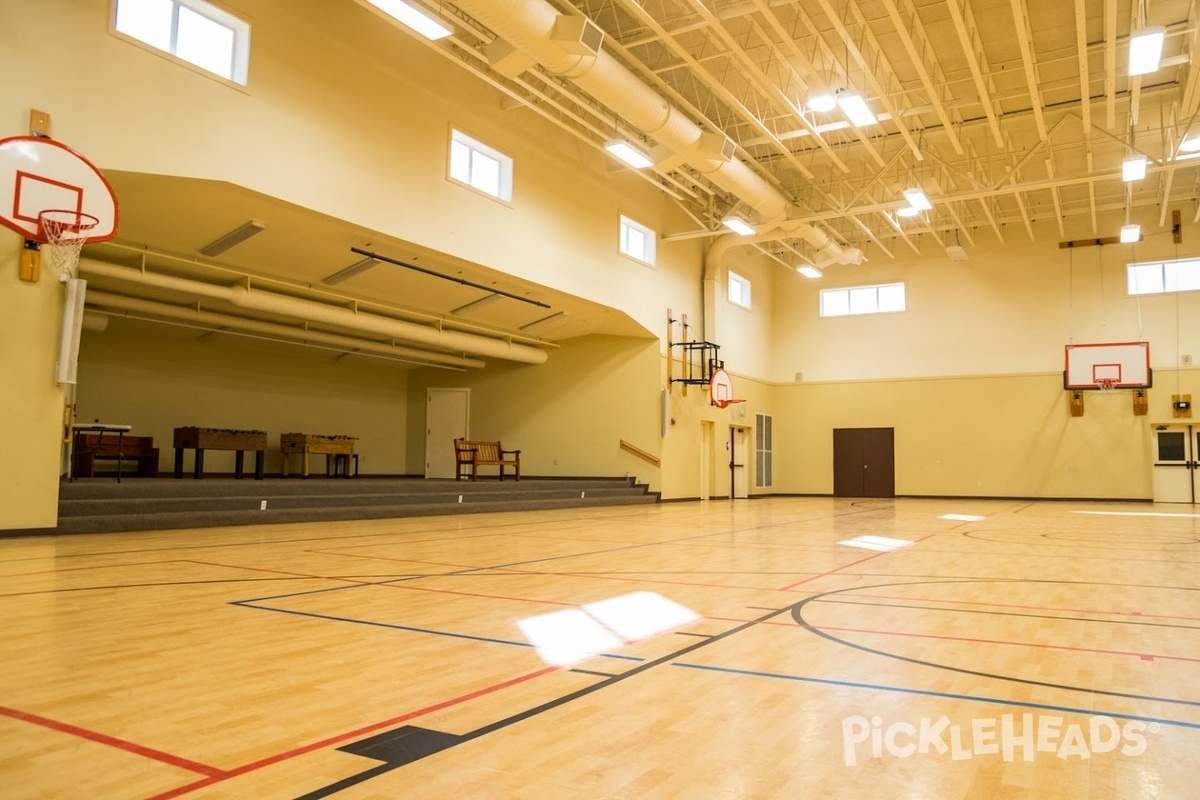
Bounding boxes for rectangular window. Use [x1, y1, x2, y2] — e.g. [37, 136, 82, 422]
[1128, 257, 1200, 296]
[728, 270, 751, 309]
[619, 215, 656, 265]
[113, 0, 250, 85]
[820, 282, 906, 317]
[755, 413, 773, 488]
[449, 130, 513, 203]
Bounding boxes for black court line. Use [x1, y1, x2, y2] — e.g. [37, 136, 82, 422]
[793, 579, 1200, 709]
[674, 631, 714, 638]
[569, 668, 619, 678]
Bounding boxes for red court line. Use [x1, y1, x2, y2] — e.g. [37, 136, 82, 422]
[148, 665, 558, 800]
[182, 559, 381, 586]
[779, 534, 935, 591]
[843, 590, 1200, 623]
[377, 581, 577, 607]
[813, 623, 1200, 664]
[0, 705, 227, 778]
[492, 566, 784, 594]
[306, 549, 484, 571]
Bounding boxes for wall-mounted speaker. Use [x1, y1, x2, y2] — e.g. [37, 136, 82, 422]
[55, 278, 87, 385]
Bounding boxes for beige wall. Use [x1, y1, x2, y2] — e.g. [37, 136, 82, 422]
[406, 335, 662, 482]
[0, 230, 69, 529]
[73, 317, 410, 476]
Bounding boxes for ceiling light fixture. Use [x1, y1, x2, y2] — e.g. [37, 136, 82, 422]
[797, 265, 823, 279]
[363, 0, 452, 40]
[1120, 223, 1142, 243]
[199, 220, 266, 257]
[1179, 124, 1200, 153]
[1122, 154, 1148, 181]
[721, 216, 756, 236]
[519, 310, 568, 331]
[323, 256, 381, 286]
[896, 206, 920, 218]
[604, 140, 654, 170]
[451, 293, 503, 316]
[902, 188, 932, 211]
[1128, 26, 1165, 76]
[836, 91, 877, 127]
[807, 91, 837, 113]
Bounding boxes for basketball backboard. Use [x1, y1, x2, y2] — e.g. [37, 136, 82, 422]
[0, 135, 118, 243]
[1064, 341, 1152, 389]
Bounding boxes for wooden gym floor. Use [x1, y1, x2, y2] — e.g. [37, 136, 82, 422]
[2, 496, 1199, 799]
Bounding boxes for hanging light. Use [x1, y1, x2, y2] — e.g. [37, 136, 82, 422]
[1122, 155, 1148, 181]
[1120, 224, 1142, 243]
[1128, 26, 1165, 76]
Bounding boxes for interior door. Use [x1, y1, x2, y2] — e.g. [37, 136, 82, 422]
[1151, 425, 1197, 503]
[425, 388, 469, 479]
[730, 426, 749, 499]
[833, 427, 896, 498]
[700, 420, 714, 501]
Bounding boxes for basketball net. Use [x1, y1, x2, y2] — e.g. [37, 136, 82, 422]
[38, 209, 98, 281]
[1096, 378, 1116, 392]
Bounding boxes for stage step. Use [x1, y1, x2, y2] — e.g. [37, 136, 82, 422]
[55, 477, 658, 534]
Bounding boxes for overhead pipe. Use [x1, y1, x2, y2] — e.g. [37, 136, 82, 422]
[78, 259, 549, 365]
[84, 291, 487, 369]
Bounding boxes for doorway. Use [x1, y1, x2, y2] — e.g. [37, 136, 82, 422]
[730, 425, 749, 499]
[833, 427, 895, 498]
[425, 388, 470, 479]
[1151, 424, 1198, 503]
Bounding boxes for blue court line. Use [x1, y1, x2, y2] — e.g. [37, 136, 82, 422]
[673, 662, 1200, 731]
[231, 600, 644, 661]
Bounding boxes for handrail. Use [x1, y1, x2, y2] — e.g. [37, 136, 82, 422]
[620, 439, 660, 468]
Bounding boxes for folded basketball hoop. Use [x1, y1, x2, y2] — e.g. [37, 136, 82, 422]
[38, 209, 98, 281]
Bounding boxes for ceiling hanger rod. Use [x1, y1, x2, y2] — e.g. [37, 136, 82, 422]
[349, 247, 551, 309]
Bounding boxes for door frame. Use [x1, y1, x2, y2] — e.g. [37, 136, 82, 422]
[425, 388, 470, 479]
[1151, 423, 1198, 504]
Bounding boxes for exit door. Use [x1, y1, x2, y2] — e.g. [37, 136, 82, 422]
[1151, 425, 1199, 503]
[833, 427, 895, 498]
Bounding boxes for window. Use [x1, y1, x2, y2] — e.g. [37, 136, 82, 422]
[728, 270, 751, 309]
[449, 130, 513, 202]
[820, 282, 906, 317]
[619, 216, 656, 265]
[114, 0, 250, 85]
[755, 413, 773, 488]
[1127, 257, 1200, 296]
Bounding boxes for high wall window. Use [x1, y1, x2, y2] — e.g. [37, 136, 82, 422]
[728, 270, 751, 309]
[820, 282, 906, 317]
[1127, 257, 1200, 295]
[449, 130, 513, 203]
[113, 0, 250, 85]
[619, 215, 656, 266]
[755, 413, 773, 488]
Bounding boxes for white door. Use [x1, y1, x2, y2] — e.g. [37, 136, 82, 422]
[1151, 425, 1197, 503]
[699, 420, 714, 501]
[426, 388, 469, 479]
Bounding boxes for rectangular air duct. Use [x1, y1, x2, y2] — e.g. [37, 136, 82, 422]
[552, 16, 604, 55]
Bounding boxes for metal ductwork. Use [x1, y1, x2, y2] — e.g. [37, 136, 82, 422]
[78, 259, 549, 365]
[85, 290, 487, 369]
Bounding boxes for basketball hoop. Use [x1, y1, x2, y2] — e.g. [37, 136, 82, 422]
[1096, 377, 1116, 392]
[38, 209, 98, 281]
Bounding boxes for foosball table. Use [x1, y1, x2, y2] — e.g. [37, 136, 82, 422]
[280, 433, 359, 478]
[173, 427, 268, 479]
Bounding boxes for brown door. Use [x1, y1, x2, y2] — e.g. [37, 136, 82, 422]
[833, 428, 895, 497]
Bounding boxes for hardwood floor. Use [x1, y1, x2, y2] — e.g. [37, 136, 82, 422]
[2, 497, 1198, 799]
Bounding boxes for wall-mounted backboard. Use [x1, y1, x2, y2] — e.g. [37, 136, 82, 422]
[1064, 341, 1151, 389]
[0, 135, 118, 243]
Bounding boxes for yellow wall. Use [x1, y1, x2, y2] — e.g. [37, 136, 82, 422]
[0, 231, 71, 529]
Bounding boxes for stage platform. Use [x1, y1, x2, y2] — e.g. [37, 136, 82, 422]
[53, 476, 659, 535]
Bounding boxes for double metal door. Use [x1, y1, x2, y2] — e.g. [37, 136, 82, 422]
[1152, 425, 1200, 504]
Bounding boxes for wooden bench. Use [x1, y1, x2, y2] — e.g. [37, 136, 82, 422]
[454, 438, 521, 481]
[74, 433, 160, 478]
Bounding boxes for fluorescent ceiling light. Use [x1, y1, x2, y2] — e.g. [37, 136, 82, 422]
[836, 92, 877, 127]
[903, 188, 932, 211]
[451, 293, 502, 315]
[1180, 126, 1200, 153]
[200, 220, 265, 257]
[1128, 26, 1165, 76]
[364, 0, 452, 40]
[604, 140, 654, 170]
[797, 265, 823, 279]
[519, 310, 567, 331]
[1120, 223, 1141, 243]
[323, 256, 380, 285]
[1122, 155, 1148, 181]
[807, 92, 837, 113]
[896, 206, 920, 218]
[721, 216, 756, 236]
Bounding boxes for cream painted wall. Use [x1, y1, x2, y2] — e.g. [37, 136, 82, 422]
[405, 335, 662, 484]
[74, 317, 409, 475]
[0, 0, 701, 340]
[0, 230, 68, 530]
